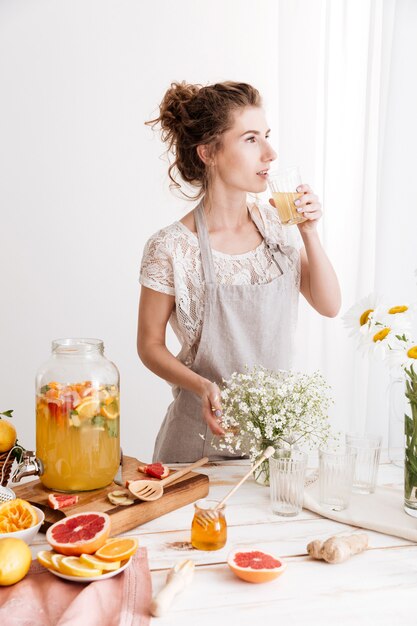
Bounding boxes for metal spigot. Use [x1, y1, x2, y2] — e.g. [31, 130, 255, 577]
[11, 450, 44, 483]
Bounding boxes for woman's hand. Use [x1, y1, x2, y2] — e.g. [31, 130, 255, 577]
[293, 184, 322, 233]
[200, 380, 225, 436]
[269, 183, 322, 233]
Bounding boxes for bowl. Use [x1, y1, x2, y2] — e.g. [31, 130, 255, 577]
[0, 505, 44, 544]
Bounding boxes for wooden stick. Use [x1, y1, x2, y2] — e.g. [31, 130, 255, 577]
[160, 457, 209, 487]
[214, 446, 275, 510]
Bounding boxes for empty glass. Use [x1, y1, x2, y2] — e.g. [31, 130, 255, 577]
[346, 433, 382, 494]
[319, 448, 357, 511]
[269, 449, 307, 517]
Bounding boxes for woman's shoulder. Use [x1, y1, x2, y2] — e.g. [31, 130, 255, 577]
[143, 220, 196, 255]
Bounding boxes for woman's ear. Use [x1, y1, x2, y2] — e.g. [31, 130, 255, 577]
[196, 144, 213, 166]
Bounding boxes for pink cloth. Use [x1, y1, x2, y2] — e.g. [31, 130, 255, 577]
[0, 547, 152, 626]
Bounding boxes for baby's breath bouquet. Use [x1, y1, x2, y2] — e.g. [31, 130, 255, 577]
[343, 277, 417, 515]
[214, 366, 333, 485]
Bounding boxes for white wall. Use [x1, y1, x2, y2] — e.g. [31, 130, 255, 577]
[0, 0, 280, 460]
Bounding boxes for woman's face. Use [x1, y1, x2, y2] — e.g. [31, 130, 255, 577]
[211, 106, 277, 194]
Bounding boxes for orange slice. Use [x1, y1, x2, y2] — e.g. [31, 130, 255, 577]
[51, 553, 66, 571]
[0, 498, 38, 532]
[94, 537, 138, 562]
[37, 550, 57, 570]
[100, 399, 119, 420]
[80, 553, 121, 571]
[59, 556, 102, 577]
[75, 398, 100, 420]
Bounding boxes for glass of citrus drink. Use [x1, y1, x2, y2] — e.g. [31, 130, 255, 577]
[268, 166, 307, 225]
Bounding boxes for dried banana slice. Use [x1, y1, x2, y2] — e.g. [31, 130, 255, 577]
[107, 490, 134, 506]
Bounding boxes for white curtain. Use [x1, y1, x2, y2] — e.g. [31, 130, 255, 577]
[275, 0, 416, 444]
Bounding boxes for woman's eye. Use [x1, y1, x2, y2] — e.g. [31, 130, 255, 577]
[246, 136, 256, 143]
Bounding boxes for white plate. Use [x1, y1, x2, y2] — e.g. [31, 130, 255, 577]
[48, 556, 132, 583]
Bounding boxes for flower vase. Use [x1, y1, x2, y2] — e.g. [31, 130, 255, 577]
[388, 375, 407, 467]
[253, 441, 284, 487]
[404, 367, 417, 517]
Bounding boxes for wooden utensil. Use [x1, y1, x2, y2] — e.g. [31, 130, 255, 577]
[128, 457, 209, 502]
[195, 446, 275, 528]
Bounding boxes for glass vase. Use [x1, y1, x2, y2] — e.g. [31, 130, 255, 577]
[404, 368, 417, 517]
[388, 375, 407, 467]
[253, 440, 285, 486]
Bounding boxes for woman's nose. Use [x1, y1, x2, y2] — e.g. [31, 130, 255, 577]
[262, 143, 277, 162]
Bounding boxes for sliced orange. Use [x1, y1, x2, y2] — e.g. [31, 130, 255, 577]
[59, 556, 102, 578]
[80, 553, 121, 571]
[100, 399, 119, 420]
[37, 550, 57, 570]
[51, 553, 66, 571]
[0, 498, 38, 532]
[94, 537, 138, 562]
[75, 398, 100, 420]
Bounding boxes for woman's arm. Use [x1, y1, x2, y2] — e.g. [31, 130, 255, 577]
[137, 286, 225, 434]
[295, 184, 341, 317]
[299, 234, 341, 317]
[270, 184, 341, 317]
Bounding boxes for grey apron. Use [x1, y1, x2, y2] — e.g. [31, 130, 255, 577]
[153, 201, 300, 462]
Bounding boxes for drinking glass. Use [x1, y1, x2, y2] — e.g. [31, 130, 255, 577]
[319, 448, 357, 511]
[267, 166, 307, 225]
[269, 449, 307, 517]
[345, 433, 382, 494]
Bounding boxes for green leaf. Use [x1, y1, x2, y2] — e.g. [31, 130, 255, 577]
[40, 385, 50, 394]
[92, 415, 105, 427]
[107, 420, 118, 438]
[0, 410, 13, 419]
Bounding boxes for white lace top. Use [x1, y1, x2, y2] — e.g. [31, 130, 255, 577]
[139, 204, 301, 367]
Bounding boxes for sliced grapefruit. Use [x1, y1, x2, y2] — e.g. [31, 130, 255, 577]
[137, 463, 169, 479]
[227, 548, 286, 583]
[46, 512, 111, 556]
[94, 537, 138, 562]
[48, 493, 79, 510]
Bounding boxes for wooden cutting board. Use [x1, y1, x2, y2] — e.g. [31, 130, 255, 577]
[12, 455, 209, 536]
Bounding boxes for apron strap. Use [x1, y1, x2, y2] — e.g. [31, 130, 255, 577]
[248, 204, 285, 275]
[194, 200, 217, 285]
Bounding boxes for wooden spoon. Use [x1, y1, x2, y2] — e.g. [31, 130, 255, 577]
[128, 457, 209, 502]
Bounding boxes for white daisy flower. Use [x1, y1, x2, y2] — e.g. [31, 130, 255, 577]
[342, 293, 384, 339]
[386, 337, 417, 373]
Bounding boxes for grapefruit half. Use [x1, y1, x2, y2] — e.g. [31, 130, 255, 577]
[227, 548, 287, 583]
[46, 512, 111, 556]
[137, 463, 170, 479]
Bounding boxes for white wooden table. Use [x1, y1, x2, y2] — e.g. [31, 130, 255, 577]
[32, 461, 416, 625]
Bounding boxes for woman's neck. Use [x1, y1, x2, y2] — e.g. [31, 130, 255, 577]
[203, 187, 250, 231]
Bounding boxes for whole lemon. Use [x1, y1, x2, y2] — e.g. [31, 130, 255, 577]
[0, 419, 17, 453]
[0, 538, 32, 586]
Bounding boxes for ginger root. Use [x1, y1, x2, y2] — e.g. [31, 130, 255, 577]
[307, 533, 368, 564]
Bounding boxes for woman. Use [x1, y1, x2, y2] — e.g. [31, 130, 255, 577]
[138, 81, 341, 462]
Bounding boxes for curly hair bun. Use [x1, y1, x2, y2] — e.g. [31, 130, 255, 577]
[155, 82, 201, 149]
